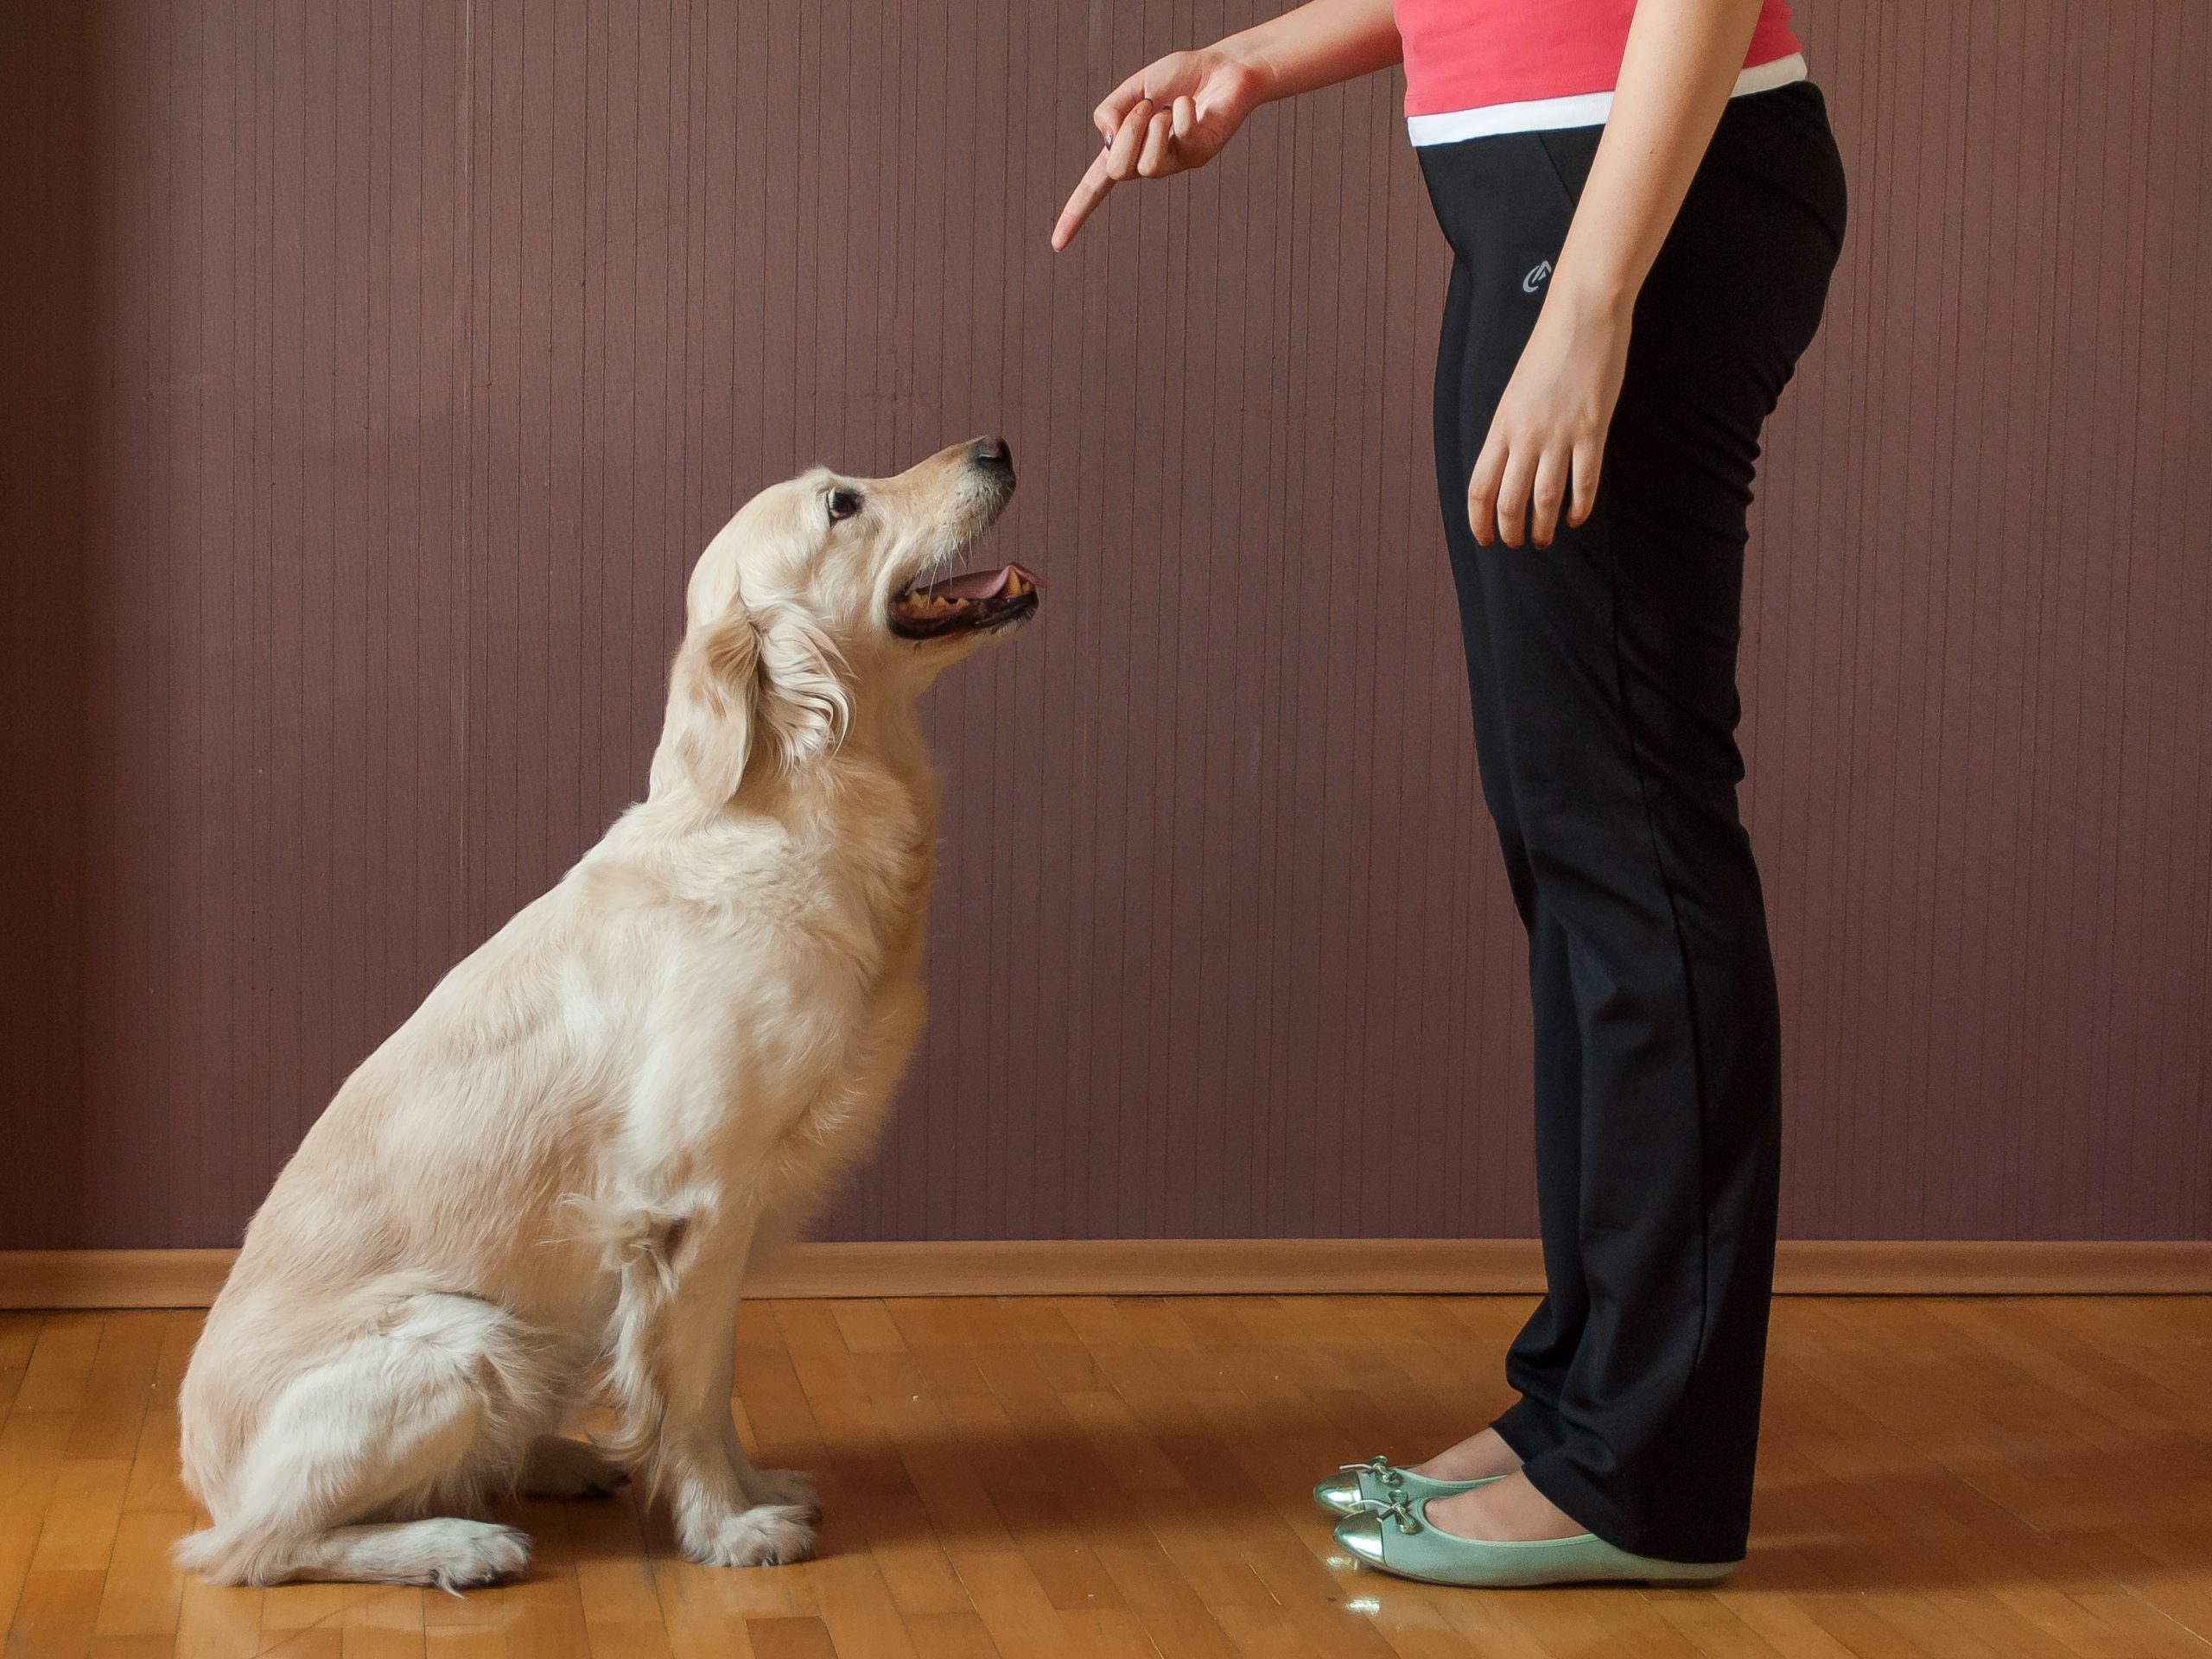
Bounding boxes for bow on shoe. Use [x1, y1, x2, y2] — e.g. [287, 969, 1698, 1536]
[1352, 1493, 1424, 1535]
[1338, 1456, 1406, 1492]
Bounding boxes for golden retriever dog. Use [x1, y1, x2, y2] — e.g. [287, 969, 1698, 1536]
[175, 437, 1038, 1589]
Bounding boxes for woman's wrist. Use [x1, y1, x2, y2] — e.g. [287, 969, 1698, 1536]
[1210, 35, 1287, 109]
[1548, 261, 1641, 327]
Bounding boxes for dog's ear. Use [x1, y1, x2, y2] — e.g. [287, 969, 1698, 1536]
[747, 605, 849, 773]
[664, 610, 763, 806]
[658, 601, 849, 805]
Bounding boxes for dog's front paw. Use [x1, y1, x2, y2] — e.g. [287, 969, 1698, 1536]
[419, 1520, 533, 1592]
[744, 1467, 818, 1516]
[681, 1503, 817, 1568]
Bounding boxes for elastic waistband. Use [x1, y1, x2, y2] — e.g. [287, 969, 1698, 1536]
[1407, 52, 1808, 148]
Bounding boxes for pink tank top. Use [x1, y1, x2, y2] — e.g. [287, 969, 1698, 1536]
[1395, 0, 1804, 137]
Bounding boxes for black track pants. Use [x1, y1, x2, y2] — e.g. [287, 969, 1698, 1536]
[1420, 81, 1846, 1565]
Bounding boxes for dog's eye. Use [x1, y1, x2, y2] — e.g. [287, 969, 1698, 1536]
[826, 487, 862, 524]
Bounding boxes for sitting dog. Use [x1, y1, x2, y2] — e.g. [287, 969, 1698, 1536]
[175, 437, 1038, 1588]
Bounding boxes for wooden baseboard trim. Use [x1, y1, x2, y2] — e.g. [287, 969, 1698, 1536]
[0, 1249, 244, 1311]
[755, 1238, 1553, 1299]
[3, 1238, 2209, 1310]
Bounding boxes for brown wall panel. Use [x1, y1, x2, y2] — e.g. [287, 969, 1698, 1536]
[1, 2, 2206, 1249]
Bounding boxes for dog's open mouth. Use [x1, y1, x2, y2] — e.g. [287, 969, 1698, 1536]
[888, 563, 1042, 641]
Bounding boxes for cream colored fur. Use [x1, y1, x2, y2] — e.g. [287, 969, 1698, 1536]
[175, 439, 1026, 1589]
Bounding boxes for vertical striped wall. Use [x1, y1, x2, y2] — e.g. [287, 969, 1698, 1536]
[0, 2, 2205, 1249]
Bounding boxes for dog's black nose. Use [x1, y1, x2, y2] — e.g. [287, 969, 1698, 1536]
[969, 435, 1014, 474]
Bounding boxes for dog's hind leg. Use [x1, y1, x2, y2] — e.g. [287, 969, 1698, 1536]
[174, 1292, 548, 1588]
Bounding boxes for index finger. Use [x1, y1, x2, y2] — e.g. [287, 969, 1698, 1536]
[1051, 148, 1117, 251]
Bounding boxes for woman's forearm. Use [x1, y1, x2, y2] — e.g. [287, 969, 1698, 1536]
[1550, 0, 1764, 314]
[1218, 0, 1403, 103]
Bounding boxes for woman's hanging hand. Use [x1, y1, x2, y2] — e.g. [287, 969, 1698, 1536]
[1469, 0, 1767, 550]
[1467, 285, 1633, 550]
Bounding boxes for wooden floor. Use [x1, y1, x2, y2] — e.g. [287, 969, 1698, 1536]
[3, 1296, 2209, 1658]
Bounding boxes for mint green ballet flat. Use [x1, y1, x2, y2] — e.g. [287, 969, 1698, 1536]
[1333, 1495, 1738, 1588]
[1311, 1456, 1499, 1518]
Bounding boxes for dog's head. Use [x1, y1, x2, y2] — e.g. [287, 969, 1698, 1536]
[652, 436, 1035, 807]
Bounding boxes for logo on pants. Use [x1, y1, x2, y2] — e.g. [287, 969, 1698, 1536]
[1522, 260, 1553, 294]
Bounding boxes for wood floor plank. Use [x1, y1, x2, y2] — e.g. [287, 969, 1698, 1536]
[259, 1579, 370, 1644]
[2067, 1522, 2212, 1642]
[896, 1610, 1003, 1658]
[742, 1613, 838, 1659]
[493, 1571, 595, 1659]
[13, 1316, 105, 1417]
[8, 1567, 106, 1658]
[0, 1414, 72, 1632]
[1705, 1580, 1868, 1659]
[121, 1409, 191, 1518]
[90, 1508, 189, 1638]
[1213, 1599, 1397, 1658]
[420, 1622, 508, 1658]
[66, 1313, 168, 1463]
[942, 1546, 1065, 1656]
[648, 1557, 761, 1659]
[1130, 1606, 1241, 1659]
[29, 1457, 133, 1573]
[983, 1491, 1127, 1613]
[582, 1620, 674, 1659]
[804, 1551, 920, 1659]
[171, 1575, 263, 1659]
[88, 1636, 177, 1659]
[334, 1585, 427, 1659]
[575, 1547, 664, 1628]
[0, 1314, 45, 1426]
[773, 1302, 876, 1407]
[822, 1491, 961, 1618]
[880, 1425, 1015, 1557]
[826, 1300, 906, 1357]
[1633, 1591, 1792, 1659]
[2050, 1586, 2212, 1658]
[651, 1550, 818, 1624]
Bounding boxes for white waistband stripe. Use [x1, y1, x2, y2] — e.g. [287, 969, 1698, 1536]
[1407, 52, 1808, 147]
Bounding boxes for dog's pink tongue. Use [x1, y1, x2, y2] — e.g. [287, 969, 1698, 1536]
[915, 563, 1042, 601]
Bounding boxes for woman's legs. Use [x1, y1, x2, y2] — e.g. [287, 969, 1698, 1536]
[1446, 423, 1788, 1562]
[1415, 85, 1845, 1564]
[1415, 253, 1585, 1490]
